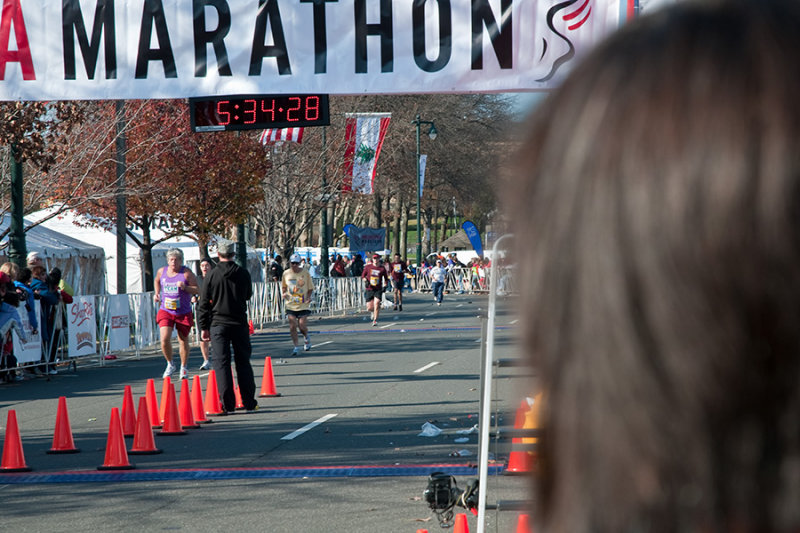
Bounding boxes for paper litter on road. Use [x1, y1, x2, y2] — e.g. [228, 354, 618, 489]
[454, 437, 470, 443]
[456, 424, 479, 435]
[418, 422, 443, 437]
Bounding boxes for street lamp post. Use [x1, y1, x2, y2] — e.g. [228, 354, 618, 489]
[412, 114, 437, 266]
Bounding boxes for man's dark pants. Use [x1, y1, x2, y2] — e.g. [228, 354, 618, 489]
[210, 323, 257, 411]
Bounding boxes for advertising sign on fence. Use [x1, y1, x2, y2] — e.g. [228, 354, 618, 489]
[68, 296, 97, 358]
[108, 295, 131, 352]
[12, 301, 42, 364]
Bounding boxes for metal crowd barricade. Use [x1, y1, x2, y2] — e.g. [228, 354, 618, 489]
[11, 269, 512, 376]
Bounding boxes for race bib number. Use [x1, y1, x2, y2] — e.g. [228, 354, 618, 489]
[393, 264, 401, 273]
[164, 297, 179, 311]
[370, 272, 380, 286]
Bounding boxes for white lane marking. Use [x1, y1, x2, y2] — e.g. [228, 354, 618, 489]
[457, 304, 464, 308]
[509, 319, 519, 325]
[425, 312, 436, 316]
[414, 361, 440, 373]
[313, 341, 334, 348]
[379, 322, 397, 329]
[281, 414, 338, 441]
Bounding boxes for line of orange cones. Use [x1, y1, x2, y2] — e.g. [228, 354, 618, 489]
[1, 356, 282, 472]
[415, 512, 532, 533]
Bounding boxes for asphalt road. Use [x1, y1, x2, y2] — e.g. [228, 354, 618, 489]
[0, 292, 533, 533]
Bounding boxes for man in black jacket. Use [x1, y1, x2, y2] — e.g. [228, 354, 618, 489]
[198, 241, 258, 413]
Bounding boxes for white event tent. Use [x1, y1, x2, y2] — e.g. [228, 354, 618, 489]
[0, 214, 106, 294]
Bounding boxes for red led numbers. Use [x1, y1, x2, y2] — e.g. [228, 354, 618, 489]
[191, 95, 330, 132]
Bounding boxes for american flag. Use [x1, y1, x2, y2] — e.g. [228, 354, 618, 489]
[259, 127, 304, 145]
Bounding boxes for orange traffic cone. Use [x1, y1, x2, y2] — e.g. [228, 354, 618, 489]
[417, 530, 429, 533]
[98, 407, 134, 470]
[506, 407, 538, 474]
[145, 378, 162, 429]
[248, 319, 255, 335]
[159, 376, 172, 425]
[47, 396, 80, 454]
[259, 356, 281, 397]
[1, 410, 31, 472]
[205, 370, 224, 416]
[158, 383, 187, 435]
[191, 375, 212, 424]
[234, 384, 244, 410]
[129, 397, 162, 455]
[512, 399, 528, 444]
[121, 385, 136, 437]
[178, 379, 200, 429]
[516, 514, 532, 533]
[453, 513, 470, 533]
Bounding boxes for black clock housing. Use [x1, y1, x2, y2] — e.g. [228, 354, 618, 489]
[190, 94, 330, 132]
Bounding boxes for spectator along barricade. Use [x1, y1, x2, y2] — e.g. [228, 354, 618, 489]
[2, 278, 367, 381]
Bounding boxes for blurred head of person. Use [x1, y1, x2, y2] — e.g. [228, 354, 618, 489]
[509, 1, 800, 531]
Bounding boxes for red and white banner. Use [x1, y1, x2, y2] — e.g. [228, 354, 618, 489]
[260, 128, 304, 145]
[0, 1, 629, 101]
[342, 113, 391, 195]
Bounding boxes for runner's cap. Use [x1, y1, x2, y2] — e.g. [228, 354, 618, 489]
[290, 253, 302, 264]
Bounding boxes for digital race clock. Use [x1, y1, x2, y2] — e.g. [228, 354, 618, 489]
[190, 94, 330, 132]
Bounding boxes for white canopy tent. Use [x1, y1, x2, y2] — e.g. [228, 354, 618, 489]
[0, 214, 106, 294]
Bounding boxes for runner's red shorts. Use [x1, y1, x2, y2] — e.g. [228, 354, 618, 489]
[156, 309, 193, 339]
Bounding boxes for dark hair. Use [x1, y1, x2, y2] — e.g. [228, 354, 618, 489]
[510, 1, 800, 531]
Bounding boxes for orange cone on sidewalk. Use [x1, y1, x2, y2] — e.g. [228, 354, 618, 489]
[145, 378, 162, 429]
[47, 396, 80, 454]
[129, 397, 162, 455]
[158, 382, 187, 435]
[259, 356, 281, 397]
[516, 514, 532, 533]
[205, 370, 224, 416]
[1, 410, 31, 472]
[159, 376, 172, 425]
[191, 375, 212, 424]
[453, 513, 470, 533]
[121, 385, 136, 437]
[248, 319, 255, 335]
[98, 407, 134, 470]
[178, 379, 200, 429]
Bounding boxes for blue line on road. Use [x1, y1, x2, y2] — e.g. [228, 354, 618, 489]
[0, 464, 505, 484]
[256, 326, 512, 336]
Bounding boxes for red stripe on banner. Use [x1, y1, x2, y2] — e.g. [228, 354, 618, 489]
[567, 6, 591, 30]
[294, 128, 304, 143]
[342, 118, 357, 192]
[563, 0, 590, 21]
[369, 117, 391, 194]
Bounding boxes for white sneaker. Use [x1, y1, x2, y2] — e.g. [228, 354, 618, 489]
[304, 338, 311, 351]
[162, 362, 176, 378]
[291, 346, 300, 356]
[179, 366, 188, 380]
[199, 360, 211, 371]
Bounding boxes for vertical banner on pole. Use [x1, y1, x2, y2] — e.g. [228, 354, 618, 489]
[419, 155, 428, 196]
[68, 296, 97, 358]
[108, 295, 131, 352]
[12, 301, 42, 363]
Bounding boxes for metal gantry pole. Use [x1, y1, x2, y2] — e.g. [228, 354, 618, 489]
[477, 234, 513, 533]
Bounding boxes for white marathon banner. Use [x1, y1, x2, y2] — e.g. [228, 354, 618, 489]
[107, 294, 131, 352]
[68, 296, 97, 358]
[0, 0, 629, 101]
[12, 301, 42, 364]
